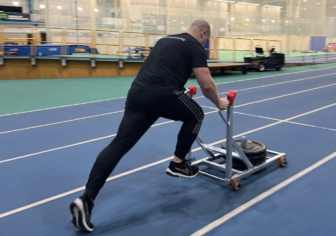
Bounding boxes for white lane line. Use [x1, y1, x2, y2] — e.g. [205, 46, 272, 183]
[202, 106, 336, 132]
[0, 117, 195, 164]
[233, 110, 336, 132]
[3, 73, 335, 135]
[0, 102, 334, 218]
[211, 65, 336, 86]
[2, 84, 335, 164]
[190, 151, 336, 236]
[234, 83, 336, 108]
[233, 111, 336, 132]
[201, 82, 336, 116]
[194, 72, 336, 99]
[0, 97, 127, 117]
[0, 107, 214, 135]
[285, 121, 336, 132]
[1, 66, 335, 117]
[0, 135, 116, 164]
[201, 106, 218, 110]
[0, 110, 125, 135]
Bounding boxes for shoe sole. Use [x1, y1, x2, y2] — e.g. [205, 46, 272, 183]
[165, 168, 198, 178]
[70, 198, 94, 232]
[70, 203, 80, 230]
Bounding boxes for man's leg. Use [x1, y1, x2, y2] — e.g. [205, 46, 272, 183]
[70, 105, 158, 232]
[142, 90, 204, 177]
[85, 108, 158, 201]
[166, 91, 204, 177]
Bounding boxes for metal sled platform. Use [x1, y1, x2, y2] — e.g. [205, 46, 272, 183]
[185, 88, 287, 191]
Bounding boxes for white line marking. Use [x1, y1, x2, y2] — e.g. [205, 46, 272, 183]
[202, 106, 336, 132]
[285, 121, 336, 132]
[0, 97, 127, 117]
[194, 72, 336, 99]
[2, 84, 335, 164]
[190, 151, 336, 236]
[233, 111, 336, 132]
[0, 102, 334, 218]
[3, 74, 336, 134]
[201, 106, 218, 110]
[0, 110, 125, 135]
[234, 83, 336, 108]
[1, 66, 335, 117]
[0, 111, 215, 164]
[0, 135, 116, 164]
[0, 106, 212, 135]
[212, 65, 336, 86]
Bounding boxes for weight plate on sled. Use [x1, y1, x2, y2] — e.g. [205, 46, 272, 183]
[221, 140, 267, 170]
[221, 140, 267, 157]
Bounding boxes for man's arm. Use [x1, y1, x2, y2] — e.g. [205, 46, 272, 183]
[193, 67, 229, 110]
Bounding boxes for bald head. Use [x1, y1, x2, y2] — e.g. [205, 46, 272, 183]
[190, 20, 211, 35]
[187, 20, 211, 46]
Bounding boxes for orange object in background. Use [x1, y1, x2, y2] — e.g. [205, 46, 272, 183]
[0, 52, 4, 55]
[331, 44, 336, 52]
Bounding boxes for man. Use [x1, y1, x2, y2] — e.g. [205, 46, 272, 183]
[70, 20, 229, 232]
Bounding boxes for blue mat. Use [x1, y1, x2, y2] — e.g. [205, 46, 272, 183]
[4, 44, 98, 56]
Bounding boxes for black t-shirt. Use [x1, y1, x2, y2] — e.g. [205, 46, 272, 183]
[131, 33, 208, 90]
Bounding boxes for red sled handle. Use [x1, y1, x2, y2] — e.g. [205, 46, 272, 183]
[226, 90, 237, 106]
[185, 85, 197, 98]
[185, 86, 236, 107]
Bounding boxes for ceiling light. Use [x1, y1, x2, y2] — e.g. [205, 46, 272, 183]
[264, 5, 282, 8]
[272, 20, 275, 22]
[39, 4, 45, 8]
[231, 17, 234, 20]
[94, 8, 98, 12]
[246, 19, 249, 21]
[78, 7, 82, 11]
[13, 1, 19, 6]
[57, 5, 62, 9]
[237, 2, 260, 6]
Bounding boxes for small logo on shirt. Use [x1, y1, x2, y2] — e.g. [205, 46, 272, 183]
[162, 36, 185, 42]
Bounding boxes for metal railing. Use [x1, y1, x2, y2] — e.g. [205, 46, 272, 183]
[0, 25, 284, 60]
[215, 37, 283, 62]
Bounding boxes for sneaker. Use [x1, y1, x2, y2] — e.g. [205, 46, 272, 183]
[70, 195, 94, 232]
[165, 160, 199, 178]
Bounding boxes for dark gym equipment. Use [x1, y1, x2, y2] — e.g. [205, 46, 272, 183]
[208, 62, 251, 75]
[185, 86, 288, 191]
[244, 46, 285, 71]
[221, 139, 267, 171]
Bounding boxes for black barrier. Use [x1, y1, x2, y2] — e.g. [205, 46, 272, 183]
[0, 12, 30, 22]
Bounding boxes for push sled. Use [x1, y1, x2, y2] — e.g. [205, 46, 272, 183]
[184, 86, 287, 191]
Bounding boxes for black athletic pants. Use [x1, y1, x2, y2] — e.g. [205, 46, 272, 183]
[85, 89, 204, 200]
